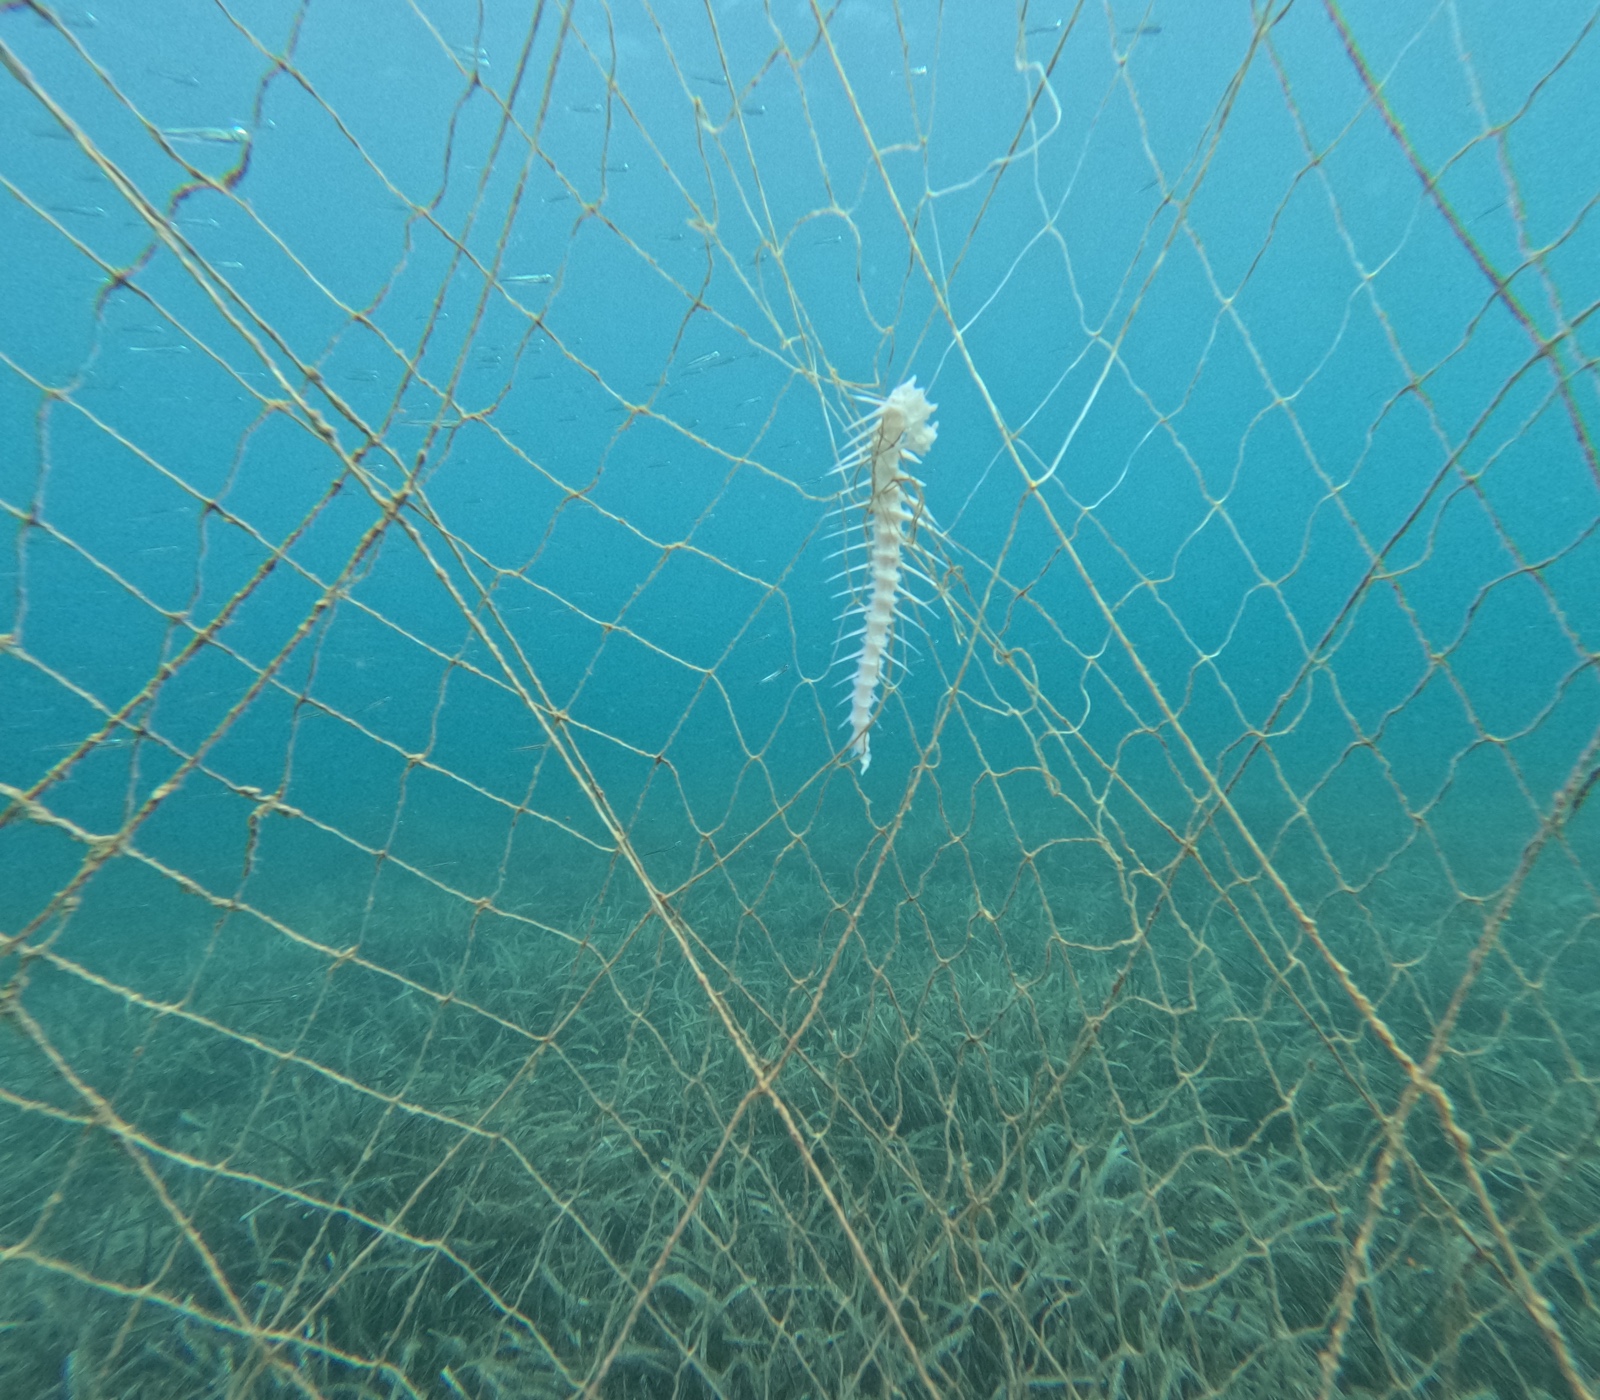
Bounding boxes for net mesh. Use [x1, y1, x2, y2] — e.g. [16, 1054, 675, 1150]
[3, 1, 1599, 1396]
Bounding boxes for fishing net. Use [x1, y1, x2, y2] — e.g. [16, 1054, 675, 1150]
[3, 1, 1599, 1396]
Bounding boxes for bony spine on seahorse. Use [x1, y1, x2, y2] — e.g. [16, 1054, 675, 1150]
[838, 378, 937, 772]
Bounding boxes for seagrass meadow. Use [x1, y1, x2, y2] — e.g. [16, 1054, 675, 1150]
[3, 1, 1600, 1397]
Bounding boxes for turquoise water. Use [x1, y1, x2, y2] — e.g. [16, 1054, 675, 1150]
[3, 2, 1599, 1397]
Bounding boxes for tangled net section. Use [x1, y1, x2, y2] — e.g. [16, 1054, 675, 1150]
[3, 1, 1599, 1396]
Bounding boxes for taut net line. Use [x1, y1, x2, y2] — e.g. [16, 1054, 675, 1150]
[3, 2, 1599, 1398]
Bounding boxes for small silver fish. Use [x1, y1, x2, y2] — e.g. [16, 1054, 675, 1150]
[161, 125, 249, 146]
[759, 665, 789, 685]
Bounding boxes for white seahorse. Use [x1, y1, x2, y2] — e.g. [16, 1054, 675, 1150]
[833, 378, 938, 772]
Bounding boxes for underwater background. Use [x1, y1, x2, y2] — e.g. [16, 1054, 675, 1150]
[3, 1, 1600, 1396]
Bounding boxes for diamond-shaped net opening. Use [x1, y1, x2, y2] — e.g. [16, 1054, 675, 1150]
[3, 2, 1599, 1398]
